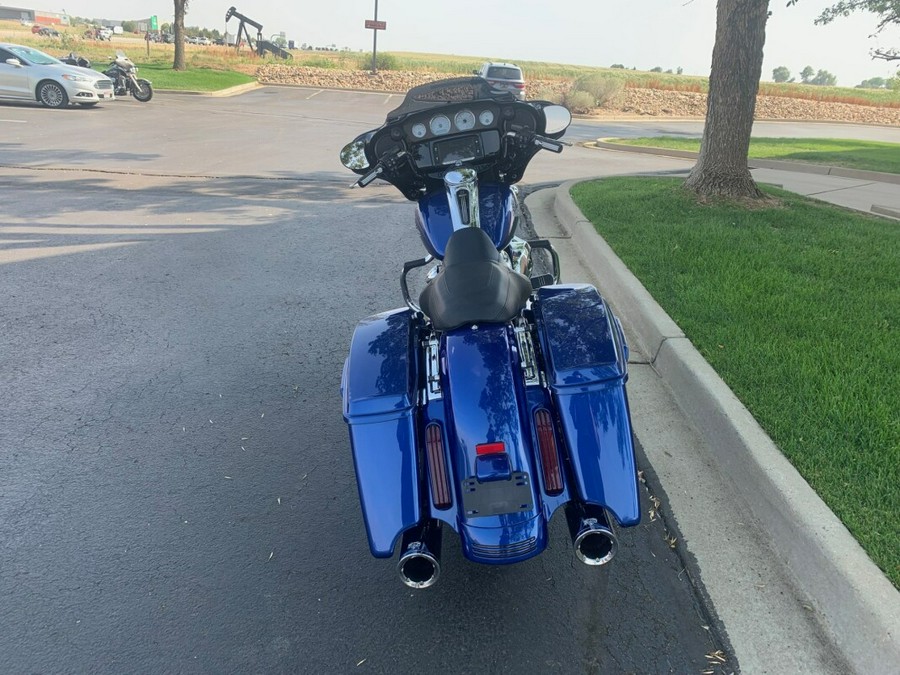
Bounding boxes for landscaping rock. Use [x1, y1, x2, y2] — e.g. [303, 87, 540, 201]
[256, 65, 900, 126]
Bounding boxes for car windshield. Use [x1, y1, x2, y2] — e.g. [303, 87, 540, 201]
[8, 45, 60, 65]
[487, 66, 522, 80]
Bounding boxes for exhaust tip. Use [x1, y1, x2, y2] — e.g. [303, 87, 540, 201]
[398, 543, 440, 589]
[574, 524, 618, 566]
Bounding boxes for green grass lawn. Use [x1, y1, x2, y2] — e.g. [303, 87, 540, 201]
[131, 64, 255, 91]
[609, 137, 900, 174]
[571, 177, 899, 587]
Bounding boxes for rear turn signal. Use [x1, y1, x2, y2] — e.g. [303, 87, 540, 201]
[425, 423, 452, 510]
[534, 409, 564, 495]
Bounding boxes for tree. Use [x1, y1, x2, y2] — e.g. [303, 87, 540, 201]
[788, 0, 900, 61]
[811, 69, 838, 85]
[857, 76, 887, 87]
[773, 65, 792, 81]
[800, 65, 815, 82]
[173, 0, 188, 71]
[684, 0, 770, 200]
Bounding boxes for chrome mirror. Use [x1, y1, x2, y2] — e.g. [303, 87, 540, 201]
[340, 139, 370, 171]
[543, 105, 572, 135]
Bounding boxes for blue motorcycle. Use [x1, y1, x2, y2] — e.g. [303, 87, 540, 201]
[340, 77, 640, 588]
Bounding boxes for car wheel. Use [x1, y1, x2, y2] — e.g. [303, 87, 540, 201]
[37, 81, 69, 108]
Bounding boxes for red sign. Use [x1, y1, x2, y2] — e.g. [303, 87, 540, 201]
[364, 20, 387, 30]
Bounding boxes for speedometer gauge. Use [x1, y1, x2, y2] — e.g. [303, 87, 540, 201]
[454, 110, 476, 131]
[478, 109, 494, 126]
[411, 123, 427, 139]
[429, 115, 452, 136]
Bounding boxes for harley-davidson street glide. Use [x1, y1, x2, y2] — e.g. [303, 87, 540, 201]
[340, 77, 640, 588]
[103, 51, 153, 102]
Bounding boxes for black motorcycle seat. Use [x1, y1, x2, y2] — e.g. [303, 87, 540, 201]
[419, 228, 532, 332]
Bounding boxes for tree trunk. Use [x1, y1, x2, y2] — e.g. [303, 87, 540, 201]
[685, 0, 770, 199]
[173, 0, 188, 71]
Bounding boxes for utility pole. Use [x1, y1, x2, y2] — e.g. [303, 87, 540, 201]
[371, 0, 379, 73]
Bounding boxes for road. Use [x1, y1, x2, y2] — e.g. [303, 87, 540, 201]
[2, 87, 886, 673]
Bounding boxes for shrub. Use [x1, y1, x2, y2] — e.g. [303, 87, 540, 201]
[302, 56, 340, 69]
[573, 74, 625, 108]
[562, 89, 596, 114]
[355, 52, 398, 71]
[533, 87, 564, 105]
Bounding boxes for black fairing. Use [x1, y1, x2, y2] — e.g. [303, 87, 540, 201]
[348, 77, 566, 201]
[419, 228, 532, 332]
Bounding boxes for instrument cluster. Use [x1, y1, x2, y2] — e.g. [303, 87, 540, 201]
[406, 105, 499, 142]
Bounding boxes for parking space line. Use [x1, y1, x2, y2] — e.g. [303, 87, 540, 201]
[306, 89, 324, 99]
[0, 119, 27, 123]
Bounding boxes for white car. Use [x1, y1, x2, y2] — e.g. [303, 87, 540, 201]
[0, 42, 115, 108]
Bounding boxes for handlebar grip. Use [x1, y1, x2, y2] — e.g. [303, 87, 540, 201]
[357, 165, 383, 188]
[534, 136, 565, 153]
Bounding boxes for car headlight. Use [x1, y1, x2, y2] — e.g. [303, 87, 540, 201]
[62, 74, 91, 82]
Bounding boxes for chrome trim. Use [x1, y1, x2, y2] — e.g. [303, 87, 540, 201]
[507, 237, 532, 277]
[397, 541, 441, 589]
[514, 319, 540, 387]
[423, 335, 442, 401]
[573, 518, 618, 566]
[443, 168, 479, 230]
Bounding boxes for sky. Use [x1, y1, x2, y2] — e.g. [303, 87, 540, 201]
[50, 1, 900, 87]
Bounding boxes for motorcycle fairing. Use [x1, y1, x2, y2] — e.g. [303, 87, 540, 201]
[342, 309, 421, 557]
[415, 184, 516, 259]
[533, 285, 641, 526]
[440, 325, 546, 563]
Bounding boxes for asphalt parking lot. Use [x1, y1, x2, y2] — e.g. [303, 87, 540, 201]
[2, 88, 881, 673]
[0, 89, 735, 674]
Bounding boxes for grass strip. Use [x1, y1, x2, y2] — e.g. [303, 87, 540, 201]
[131, 64, 255, 91]
[609, 137, 900, 174]
[571, 177, 899, 586]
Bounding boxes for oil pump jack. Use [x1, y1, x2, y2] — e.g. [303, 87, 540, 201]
[224, 6, 292, 59]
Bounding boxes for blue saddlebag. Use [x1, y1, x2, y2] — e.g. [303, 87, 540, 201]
[342, 309, 421, 556]
[533, 285, 640, 526]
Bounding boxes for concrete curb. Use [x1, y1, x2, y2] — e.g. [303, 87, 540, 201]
[553, 179, 900, 674]
[872, 204, 900, 220]
[155, 82, 262, 97]
[589, 140, 900, 186]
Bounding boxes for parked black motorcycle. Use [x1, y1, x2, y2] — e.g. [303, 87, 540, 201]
[103, 51, 153, 102]
[59, 52, 91, 68]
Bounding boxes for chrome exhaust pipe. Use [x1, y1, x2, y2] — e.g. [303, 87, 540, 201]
[397, 521, 442, 589]
[565, 504, 618, 566]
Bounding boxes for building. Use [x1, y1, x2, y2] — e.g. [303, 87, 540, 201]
[0, 5, 69, 25]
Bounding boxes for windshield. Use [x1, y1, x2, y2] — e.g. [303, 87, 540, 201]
[486, 66, 522, 80]
[385, 77, 513, 122]
[8, 45, 60, 65]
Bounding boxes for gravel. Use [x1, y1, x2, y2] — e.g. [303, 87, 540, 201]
[256, 64, 900, 126]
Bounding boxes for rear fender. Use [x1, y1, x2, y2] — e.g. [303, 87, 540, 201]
[441, 324, 546, 563]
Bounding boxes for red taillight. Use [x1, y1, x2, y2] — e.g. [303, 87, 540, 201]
[425, 423, 452, 510]
[513, 83, 525, 89]
[476, 442, 505, 456]
[534, 409, 564, 495]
